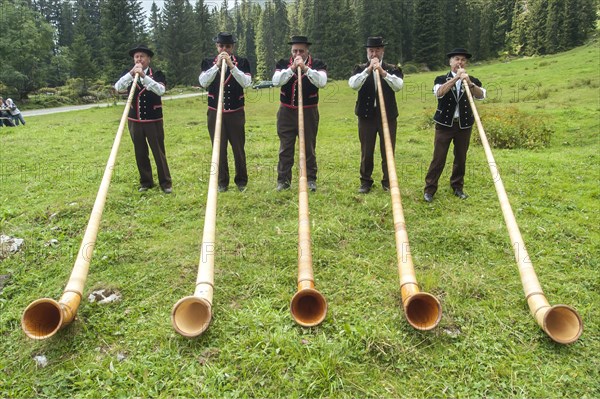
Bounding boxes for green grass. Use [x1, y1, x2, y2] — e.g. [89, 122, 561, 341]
[1, 41, 599, 398]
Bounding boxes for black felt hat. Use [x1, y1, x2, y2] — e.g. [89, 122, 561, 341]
[129, 44, 154, 57]
[446, 48, 472, 59]
[364, 36, 386, 48]
[214, 32, 237, 44]
[288, 35, 312, 45]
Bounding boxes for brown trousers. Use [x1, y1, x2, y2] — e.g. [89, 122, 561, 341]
[276, 106, 319, 184]
[358, 112, 397, 187]
[128, 120, 172, 189]
[207, 108, 248, 188]
[424, 122, 472, 195]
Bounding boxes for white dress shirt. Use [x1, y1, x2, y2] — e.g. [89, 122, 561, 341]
[272, 64, 327, 88]
[114, 68, 165, 96]
[198, 63, 252, 88]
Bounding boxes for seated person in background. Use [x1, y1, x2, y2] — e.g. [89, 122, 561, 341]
[5, 98, 25, 126]
[0, 97, 15, 127]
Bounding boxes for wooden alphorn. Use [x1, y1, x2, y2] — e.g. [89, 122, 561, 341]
[21, 73, 140, 339]
[171, 60, 227, 337]
[374, 69, 442, 330]
[463, 81, 582, 343]
[290, 67, 327, 327]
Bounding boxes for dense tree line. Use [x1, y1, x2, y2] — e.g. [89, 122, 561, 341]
[0, 0, 596, 99]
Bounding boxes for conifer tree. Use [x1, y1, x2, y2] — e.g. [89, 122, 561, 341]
[219, 0, 235, 32]
[100, 0, 138, 81]
[193, 0, 214, 63]
[148, 1, 163, 52]
[545, 0, 564, 53]
[71, 1, 99, 86]
[413, 0, 443, 68]
[236, 0, 257, 72]
[524, 0, 549, 55]
[57, 1, 75, 48]
[74, 0, 102, 60]
[71, 33, 97, 90]
[255, 1, 275, 79]
[128, 0, 149, 44]
[311, 0, 356, 79]
[508, 0, 528, 54]
[272, 0, 290, 60]
[161, 0, 197, 85]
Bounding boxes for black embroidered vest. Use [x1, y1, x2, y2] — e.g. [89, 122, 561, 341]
[126, 68, 165, 122]
[276, 55, 327, 108]
[201, 55, 251, 112]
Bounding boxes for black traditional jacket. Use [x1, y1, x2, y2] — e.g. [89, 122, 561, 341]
[352, 62, 403, 119]
[433, 71, 482, 129]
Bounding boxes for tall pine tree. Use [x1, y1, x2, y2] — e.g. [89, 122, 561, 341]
[161, 0, 198, 85]
[100, 0, 139, 81]
[255, 1, 275, 79]
[413, 0, 443, 68]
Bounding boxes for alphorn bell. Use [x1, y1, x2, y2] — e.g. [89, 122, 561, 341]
[374, 69, 442, 330]
[463, 82, 583, 344]
[171, 59, 227, 337]
[290, 67, 328, 327]
[21, 73, 141, 340]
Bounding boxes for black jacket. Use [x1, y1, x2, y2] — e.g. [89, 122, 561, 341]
[352, 62, 403, 119]
[433, 71, 482, 129]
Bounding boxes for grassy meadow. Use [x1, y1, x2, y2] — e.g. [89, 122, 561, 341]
[1, 41, 599, 398]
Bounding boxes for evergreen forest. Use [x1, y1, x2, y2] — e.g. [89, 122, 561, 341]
[0, 0, 597, 100]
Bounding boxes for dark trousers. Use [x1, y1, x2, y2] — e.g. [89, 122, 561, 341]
[1, 111, 15, 127]
[128, 120, 172, 189]
[12, 113, 25, 125]
[424, 123, 472, 195]
[207, 108, 248, 188]
[358, 112, 397, 187]
[276, 106, 319, 183]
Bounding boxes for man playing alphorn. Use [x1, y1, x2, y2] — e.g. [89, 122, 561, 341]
[272, 35, 327, 192]
[423, 48, 486, 202]
[114, 45, 173, 194]
[349, 36, 404, 194]
[199, 32, 252, 193]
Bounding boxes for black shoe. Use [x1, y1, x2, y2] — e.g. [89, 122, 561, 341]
[454, 189, 468, 199]
[237, 185, 247, 192]
[276, 182, 290, 191]
[424, 193, 433, 203]
[308, 181, 317, 192]
[138, 185, 153, 192]
[218, 185, 228, 193]
[358, 184, 371, 194]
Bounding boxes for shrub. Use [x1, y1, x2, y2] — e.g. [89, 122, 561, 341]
[36, 87, 58, 95]
[26, 93, 72, 108]
[401, 63, 419, 75]
[476, 106, 552, 149]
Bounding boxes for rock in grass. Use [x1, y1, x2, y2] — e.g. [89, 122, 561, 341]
[88, 288, 122, 304]
[44, 239, 59, 247]
[33, 355, 48, 368]
[0, 235, 24, 259]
